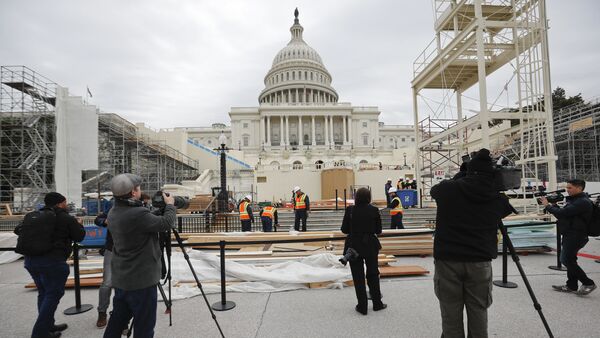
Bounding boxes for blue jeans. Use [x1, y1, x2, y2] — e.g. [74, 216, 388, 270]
[103, 285, 157, 338]
[24, 256, 70, 338]
[261, 217, 273, 232]
[560, 233, 594, 290]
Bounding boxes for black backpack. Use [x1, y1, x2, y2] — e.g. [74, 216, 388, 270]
[588, 198, 600, 237]
[15, 209, 58, 256]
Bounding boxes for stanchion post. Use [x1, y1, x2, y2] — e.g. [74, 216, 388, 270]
[177, 217, 183, 233]
[549, 227, 567, 271]
[212, 240, 235, 311]
[493, 232, 518, 288]
[344, 189, 347, 209]
[64, 242, 93, 315]
[335, 189, 338, 211]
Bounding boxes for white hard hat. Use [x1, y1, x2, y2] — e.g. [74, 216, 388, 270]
[388, 187, 397, 194]
[293, 186, 301, 193]
[245, 195, 252, 201]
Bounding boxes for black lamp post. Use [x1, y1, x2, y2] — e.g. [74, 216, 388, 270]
[217, 133, 229, 212]
[403, 152, 407, 167]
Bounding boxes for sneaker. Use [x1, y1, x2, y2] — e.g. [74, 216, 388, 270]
[576, 284, 597, 296]
[51, 323, 68, 332]
[552, 284, 576, 293]
[96, 312, 107, 328]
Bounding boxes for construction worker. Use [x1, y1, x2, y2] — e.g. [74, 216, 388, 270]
[388, 187, 404, 229]
[259, 204, 278, 232]
[292, 186, 310, 232]
[239, 195, 254, 232]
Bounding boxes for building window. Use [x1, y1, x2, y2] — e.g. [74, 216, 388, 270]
[287, 72, 289, 80]
[402, 138, 406, 142]
[292, 72, 295, 80]
[362, 122, 368, 128]
[293, 161, 303, 170]
[311, 72, 313, 80]
[362, 134, 369, 146]
[257, 176, 267, 183]
[243, 135, 249, 147]
[315, 160, 324, 170]
[411, 137, 415, 142]
[243, 123, 248, 129]
[207, 140, 212, 145]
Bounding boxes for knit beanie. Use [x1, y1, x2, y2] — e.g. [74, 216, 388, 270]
[467, 148, 495, 174]
[44, 192, 66, 206]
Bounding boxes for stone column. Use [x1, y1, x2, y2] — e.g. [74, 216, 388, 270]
[260, 116, 265, 145]
[280, 115, 284, 146]
[348, 116, 352, 145]
[267, 116, 271, 146]
[329, 115, 335, 145]
[285, 115, 290, 146]
[343, 115, 347, 144]
[311, 115, 316, 146]
[298, 115, 303, 146]
[324, 115, 329, 146]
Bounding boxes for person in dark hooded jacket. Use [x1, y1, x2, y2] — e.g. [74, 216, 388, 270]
[431, 148, 513, 338]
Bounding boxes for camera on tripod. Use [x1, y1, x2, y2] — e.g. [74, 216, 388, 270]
[152, 191, 190, 210]
[461, 153, 522, 191]
[339, 247, 359, 266]
[534, 189, 565, 205]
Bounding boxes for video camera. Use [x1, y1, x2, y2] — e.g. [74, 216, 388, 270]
[461, 153, 522, 191]
[339, 247, 359, 266]
[534, 189, 565, 205]
[151, 190, 190, 211]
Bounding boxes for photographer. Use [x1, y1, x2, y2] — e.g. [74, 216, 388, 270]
[541, 179, 596, 295]
[340, 188, 386, 315]
[103, 174, 177, 338]
[431, 149, 512, 338]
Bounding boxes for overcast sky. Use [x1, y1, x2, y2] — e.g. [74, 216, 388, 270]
[1, 0, 599, 128]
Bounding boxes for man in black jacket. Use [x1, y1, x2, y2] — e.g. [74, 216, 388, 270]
[431, 149, 513, 338]
[541, 179, 596, 295]
[103, 174, 176, 338]
[17, 192, 86, 338]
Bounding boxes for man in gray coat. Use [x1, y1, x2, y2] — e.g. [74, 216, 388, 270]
[103, 174, 176, 338]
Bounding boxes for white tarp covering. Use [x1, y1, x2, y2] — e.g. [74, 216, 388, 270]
[0, 233, 21, 264]
[167, 250, 352, 300]
[54, 87, 99, 207]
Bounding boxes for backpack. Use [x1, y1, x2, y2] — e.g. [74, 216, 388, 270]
[588, 199, 600, 237]
[15, 209, 58, 256]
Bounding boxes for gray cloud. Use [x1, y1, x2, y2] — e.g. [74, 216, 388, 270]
[1, 0, 598, 128]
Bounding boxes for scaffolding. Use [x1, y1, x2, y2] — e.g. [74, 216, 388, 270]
[1, 66, 200, 212]
[94, 113, 199, 193]
[0, 66, 57, 209]
[553, 98, 600, 182]
[412, 0, 557, 203]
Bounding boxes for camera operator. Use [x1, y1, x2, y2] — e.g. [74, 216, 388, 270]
[340, 188, 386, 315]
[103, 174, 177, 338]
[540, 179, 596, 295]
[431, 149, 513, 338]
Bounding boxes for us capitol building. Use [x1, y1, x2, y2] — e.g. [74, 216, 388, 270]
[145, 10, 416, 201]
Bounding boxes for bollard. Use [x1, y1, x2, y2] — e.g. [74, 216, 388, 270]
[335, 189, 338, 211]
[64, 242, 93, 315]
[548, 227, 567, 271]
[344, 189, 347, 209]
[212, 240, 236, 311]
[493, 233, 518, 288]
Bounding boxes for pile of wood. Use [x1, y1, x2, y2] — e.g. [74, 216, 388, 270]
[178, 194, 214, 214]
[183, 228, 434, 256]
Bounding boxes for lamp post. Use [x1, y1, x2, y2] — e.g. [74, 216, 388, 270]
[217, 133, 229, 212]
[403, 152, 407, 167]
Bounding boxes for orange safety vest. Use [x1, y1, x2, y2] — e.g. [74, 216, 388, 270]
[294, 194, 307, 210]
[262, 206, 275, 219]
[239, 201, 250, 220]
[390, 197, 404, 216]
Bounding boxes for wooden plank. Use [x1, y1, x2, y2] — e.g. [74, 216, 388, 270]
[379, 265, 429, 277]
[308, 280, 354, 288]
[25, 277, 104, 289]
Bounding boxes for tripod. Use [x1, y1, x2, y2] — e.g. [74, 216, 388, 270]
[498, 206, 554, 337]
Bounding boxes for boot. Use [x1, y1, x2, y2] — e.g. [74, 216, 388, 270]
[96, 312, 107, 328]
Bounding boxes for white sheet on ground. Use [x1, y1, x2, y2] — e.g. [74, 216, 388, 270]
[167, 250, 351, 300]
[0, 233, 21, 264]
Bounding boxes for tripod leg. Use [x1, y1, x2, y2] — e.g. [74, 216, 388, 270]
[171, 229, 226, 338]
[499, 224, 554, 338]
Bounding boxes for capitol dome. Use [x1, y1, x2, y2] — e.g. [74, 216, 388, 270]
[259, 9, 338, 104]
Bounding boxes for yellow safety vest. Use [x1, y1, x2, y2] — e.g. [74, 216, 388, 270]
[295, 194, 307, 210]
[239, 201, 250, 220]
[390, 197, 404, 216]
[262, 206, 275, 219]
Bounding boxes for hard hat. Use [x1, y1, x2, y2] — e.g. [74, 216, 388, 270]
[388, 187, 398, 194]
[387, 178, 392, 182]
[293, 186, 301, 193]
[245, 195, 252, 201]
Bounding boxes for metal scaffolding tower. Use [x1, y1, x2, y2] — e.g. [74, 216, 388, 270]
[412, 0, 557, 204]
[1, 66, 200, 212]
[0, 66, 57, 209]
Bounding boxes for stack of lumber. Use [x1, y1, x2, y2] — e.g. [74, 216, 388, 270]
[184, 228, 433, 256]
[0, 203, 13, 216]
[310, 199, 353, 210]
[178, 194, 214, 214]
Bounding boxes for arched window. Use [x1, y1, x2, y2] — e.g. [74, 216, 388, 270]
[292, 72, 295, 80]
[359, 160, 368, 164]
[293, 160, 303, 170]
[270, 161, 280, 169]
[315, 160, 324, 170]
